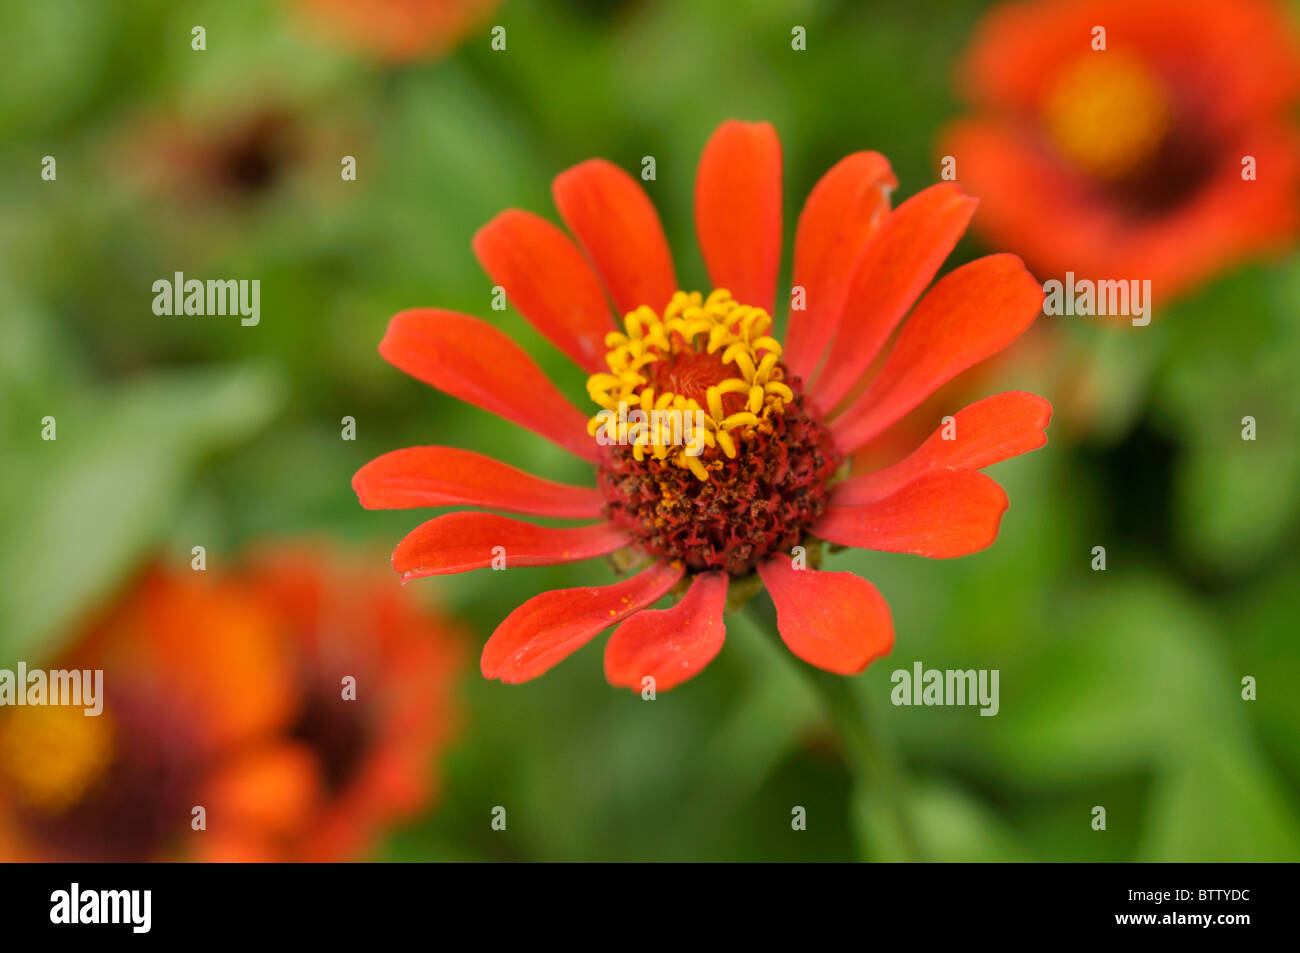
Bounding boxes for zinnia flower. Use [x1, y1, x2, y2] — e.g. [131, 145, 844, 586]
[941, 0, 1300, 300]
[0, 548, 461, 862]
[354, 120, 1050, 691]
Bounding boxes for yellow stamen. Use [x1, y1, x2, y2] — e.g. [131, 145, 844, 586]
[721, 411, 760, 430]
[682, 453, 710, 481]
[767, 381, 794, 402]
[587, 289, 791, 480]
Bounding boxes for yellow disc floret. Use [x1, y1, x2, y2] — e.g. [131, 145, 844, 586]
[586, 289, 792, 481]
[0, 706, 115, 814]
[1043, 52, 1170, 180]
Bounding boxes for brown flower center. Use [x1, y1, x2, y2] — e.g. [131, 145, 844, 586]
[597, 374, 840, 576]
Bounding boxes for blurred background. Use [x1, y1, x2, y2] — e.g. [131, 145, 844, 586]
[1, 0, 1297, 861]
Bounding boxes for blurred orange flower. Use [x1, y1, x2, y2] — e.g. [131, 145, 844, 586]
[0, 548, 461, 862]
[293, 0, 501, 62]
[941, 0, 1300, 301]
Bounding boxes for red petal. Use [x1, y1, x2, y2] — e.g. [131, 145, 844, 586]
[812, 184, 978, 410]
[393, 513, 627, 580]
[353, 446, 604, 518]
[604, 571, 727, 692]
[480, 560, 684, 683]
[784, 151, 897, 382]
[815, 468, 1009, 558]
[472, 209, 615, 372]
[756, 558, 893, 675]
[834, 391, 1052, 505]
[379, 308, 598, 462]
[694, 120, 783, 314]
[552, 159, 677, 316]
[831, 254, 1044, 454]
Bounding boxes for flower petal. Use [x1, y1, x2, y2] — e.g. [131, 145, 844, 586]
[831, 254, 1044, 454]
[783, 151, 897, 382]
[815, 468, 1008, 558]
[393, 513, 628, 580]
[834, 391, 1052, 505]
[353, 446, 605, 518]
[202, 743, 319, 838]
[481, 560, 684, 683]
[604, 570, 727, 692]
[379, 308, 599, 462]
[472, 209, 615, 372]
[552, 158, 677, 315]
[756, 558, 893, 675]
[694, 120, 783, 314]
[812, 183, 978, 410]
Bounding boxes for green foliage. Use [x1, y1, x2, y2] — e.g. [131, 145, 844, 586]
[1, 0, 1296, 861]
[0, 361, 282, 662]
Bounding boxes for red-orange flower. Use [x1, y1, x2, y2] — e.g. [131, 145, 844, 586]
[355, 120, 1050, 691]
[293, 0, 500, 63]
[0, 548, 461, 862]
[942, 0, 1300, 300]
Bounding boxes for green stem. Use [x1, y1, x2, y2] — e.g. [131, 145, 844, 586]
[746, 595, 924, 862]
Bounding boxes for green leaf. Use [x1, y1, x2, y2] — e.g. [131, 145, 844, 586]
[854, 778, 1031, 862]
[0, 363, 282, 663]
[1140, 744, 1300, 861]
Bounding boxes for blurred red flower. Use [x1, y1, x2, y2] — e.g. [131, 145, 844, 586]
[941, 0, 1300, 301]
[355, 120, 1051, 691]
[293, 0, 500, 62]
[0, 547, 461, 862]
